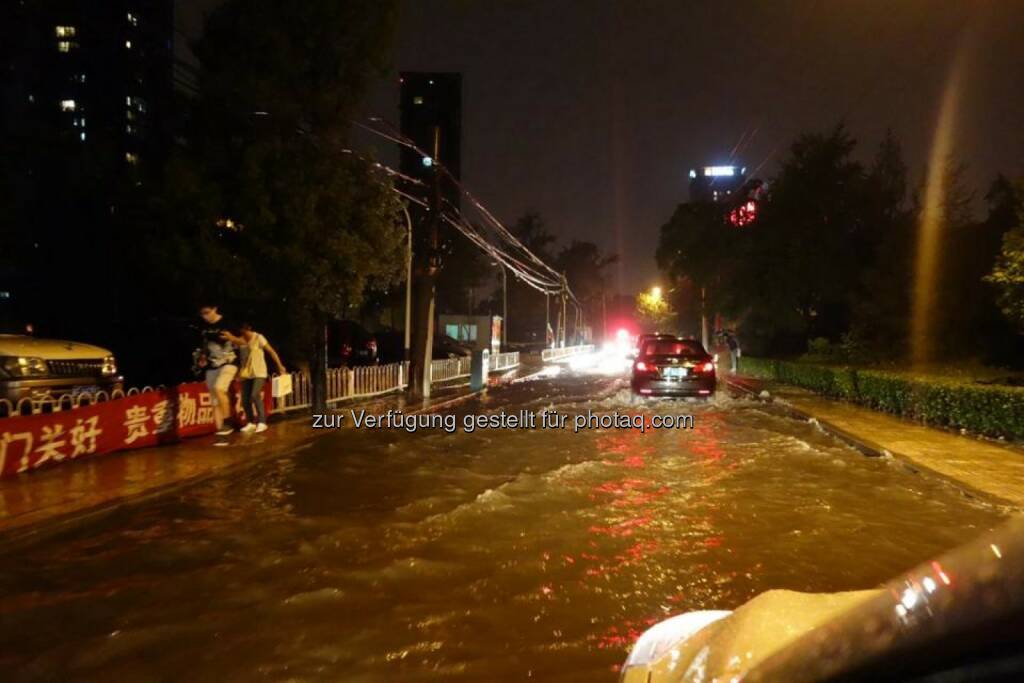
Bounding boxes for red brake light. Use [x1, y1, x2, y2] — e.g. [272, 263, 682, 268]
[634, 361, 648, 372]
[701, 361, 715, 373]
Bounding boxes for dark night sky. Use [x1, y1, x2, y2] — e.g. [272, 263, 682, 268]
[178, 1, 1024, 293]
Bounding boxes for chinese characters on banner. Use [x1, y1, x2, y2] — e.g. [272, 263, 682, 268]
[0, 382, 271, 478]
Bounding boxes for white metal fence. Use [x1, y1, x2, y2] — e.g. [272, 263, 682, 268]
[275, 362, 411, 414]
[429, 356, 472, 383]
[2, 352, 524, 419]
[541, 345, 595, 362]
[491, 351, 520, 372]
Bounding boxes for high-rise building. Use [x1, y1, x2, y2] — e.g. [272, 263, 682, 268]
[688, 165, 747, 203]
[1, 0, 175, 167]
[398, 72, 462, 210]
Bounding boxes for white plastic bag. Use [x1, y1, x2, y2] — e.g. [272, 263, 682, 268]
[272, 374, 293, 398]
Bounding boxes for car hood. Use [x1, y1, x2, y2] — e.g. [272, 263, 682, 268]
[623, 589, 878, 682]
[0, 335, 112, 360]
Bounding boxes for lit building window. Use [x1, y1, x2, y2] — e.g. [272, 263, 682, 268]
[55, 26, 76, 38]
[127, 12, 138, 26]
[74, 73, 87, 84]
[125, 152, 139, 165]
[79, 131, 87, 142]
[126, 124, 136, 135]
[57, 41, 72, 53]
[60, 99, 76, 112]
[125, 40, 132, 49]
[413, 96, 424, 105]
[126, 109, 137, 121]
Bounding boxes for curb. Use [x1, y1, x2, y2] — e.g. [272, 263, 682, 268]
[0, 423, 320, 553]
[0, 371, 523, 551]
[725, 378, 1017, 509]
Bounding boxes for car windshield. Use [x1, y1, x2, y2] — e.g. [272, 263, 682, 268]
[642, 340, 704, 356]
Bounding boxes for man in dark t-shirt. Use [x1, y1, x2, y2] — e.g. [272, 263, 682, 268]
[198, 304, 240, 436]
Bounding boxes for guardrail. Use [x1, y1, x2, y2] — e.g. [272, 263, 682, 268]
[491, 351, 520, 372]
[541, 345, 595, 362]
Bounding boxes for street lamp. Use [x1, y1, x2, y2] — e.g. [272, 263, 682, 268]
[650, 286, 662, 302]
[402, 205, 413, 361]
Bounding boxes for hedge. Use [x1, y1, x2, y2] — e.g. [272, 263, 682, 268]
[739, 357, 1024, 441]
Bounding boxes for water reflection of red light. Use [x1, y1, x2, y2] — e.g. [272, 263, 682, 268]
[588, 515, 652, 537]
[704, 535, 723, 548]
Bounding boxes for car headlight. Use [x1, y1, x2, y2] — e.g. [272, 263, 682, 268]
[0, 356, 49, 378]
[101, 355, 118, 376]
[620, 610, 731, 680]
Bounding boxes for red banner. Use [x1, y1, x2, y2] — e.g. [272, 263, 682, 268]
[0, 381, 272, 478]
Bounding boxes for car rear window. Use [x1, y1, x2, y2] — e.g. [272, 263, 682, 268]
[642, 340, 704, 356]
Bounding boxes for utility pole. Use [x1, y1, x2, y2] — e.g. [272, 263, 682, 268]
[501, 265, 508, 349]
[601, 290, 607, 343]
[545, 293, 551, 348]
[560, 274, 568, 348]
[701, 286, 709, 350]
[408, 126, 442, 399]
[402, 205, 413, 361]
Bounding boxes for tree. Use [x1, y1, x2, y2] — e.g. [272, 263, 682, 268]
[635, 290, 676, 330]
[850, 132, 915, 356]
[151, 0, 404, 410]
[985, 180, 1024, 332]
[435, 223, 493, 315]
[556, 240, 617, 339]
[506, 212, 558, 342]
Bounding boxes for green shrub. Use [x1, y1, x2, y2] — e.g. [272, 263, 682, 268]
[738, 357, 777, 380]
[739, 358, 1024, 440]
[856, 371, 915, 415]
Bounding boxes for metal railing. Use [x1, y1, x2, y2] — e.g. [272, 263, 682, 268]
[0, 386, 159, 418]
[491, 351, 520, 371]
[541, 344, 595, 362]
[429, 356, 472, 383]
[274, 362, 411, 414]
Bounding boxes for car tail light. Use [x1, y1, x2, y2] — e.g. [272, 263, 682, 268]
[699, 361, 715, 374]
[634, 361, 648, 372]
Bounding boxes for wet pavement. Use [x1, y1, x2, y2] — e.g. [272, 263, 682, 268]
[0, 357, 1010, 682]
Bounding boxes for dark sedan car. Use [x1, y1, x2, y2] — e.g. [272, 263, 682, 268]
[630, 337, 716, 397]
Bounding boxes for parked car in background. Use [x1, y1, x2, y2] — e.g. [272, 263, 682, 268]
[327, 320, 378, 367]
[433, 334, 473, 359]
[0, 326, 122, 412]
[366, 329, 474, 364]
[374, 328, 405, 364]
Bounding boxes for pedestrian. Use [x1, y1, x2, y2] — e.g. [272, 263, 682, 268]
[726, 330, 741, 374]
[197, 303, 241, 436]
[235, 322, 286, 434]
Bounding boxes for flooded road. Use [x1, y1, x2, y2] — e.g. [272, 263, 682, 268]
[0, 363, 1008, 682]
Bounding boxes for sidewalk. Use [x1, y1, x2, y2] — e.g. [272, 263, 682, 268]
[0, 384, 480, 547]
[730, 375, 1024, 508]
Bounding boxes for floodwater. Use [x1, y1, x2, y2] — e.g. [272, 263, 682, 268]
[0, 361, 1008, 682]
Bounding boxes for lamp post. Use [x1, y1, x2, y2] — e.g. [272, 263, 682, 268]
[501, 265, 508, 348]
[402, 204, 413, 361]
